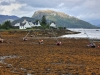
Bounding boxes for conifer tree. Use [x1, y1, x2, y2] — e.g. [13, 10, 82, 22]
[41, 15, 47, 25]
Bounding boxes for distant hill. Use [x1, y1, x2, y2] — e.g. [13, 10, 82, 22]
[97, 24, 100, 27]
[12, 17, 36, 25]
[32, 10, 98, 28]
[88, 20, 100, 27]
[0, 15, 19, 24]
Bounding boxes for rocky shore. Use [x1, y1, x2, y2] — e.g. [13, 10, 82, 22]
[0, 30, 100, 75]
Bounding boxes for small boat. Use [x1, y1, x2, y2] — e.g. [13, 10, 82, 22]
[96, 30, 99, 31]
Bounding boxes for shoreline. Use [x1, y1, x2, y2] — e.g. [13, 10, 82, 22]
[0, 30, 100, 75]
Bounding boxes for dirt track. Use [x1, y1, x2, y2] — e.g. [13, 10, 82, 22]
[0, 31, 100, 75]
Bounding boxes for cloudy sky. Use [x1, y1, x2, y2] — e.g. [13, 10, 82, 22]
[0, 0, 100, 25]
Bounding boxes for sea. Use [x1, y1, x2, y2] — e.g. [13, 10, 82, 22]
[61, 28, 100, 40]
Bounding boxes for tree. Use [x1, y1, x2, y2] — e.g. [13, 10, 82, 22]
[41, 15, 50, 29]
[0, 24, 2, 29]
[41, 15, 47, 25]
[2, 20, 12, 29]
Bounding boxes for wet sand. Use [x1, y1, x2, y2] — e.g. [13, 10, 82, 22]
[0, 31, 100, 75]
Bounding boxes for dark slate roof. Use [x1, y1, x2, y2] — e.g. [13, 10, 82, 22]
[20, 22, 26, 26]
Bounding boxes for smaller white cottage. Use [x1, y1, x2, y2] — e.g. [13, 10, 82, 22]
[50, 22, 57, 28]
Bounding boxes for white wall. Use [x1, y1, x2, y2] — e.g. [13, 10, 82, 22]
[50, 23, 56, 28]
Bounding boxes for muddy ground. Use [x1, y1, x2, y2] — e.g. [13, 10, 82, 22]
[0, 30, 100, 75]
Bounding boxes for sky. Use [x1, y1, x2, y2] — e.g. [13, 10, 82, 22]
[0, 0, 100, 25]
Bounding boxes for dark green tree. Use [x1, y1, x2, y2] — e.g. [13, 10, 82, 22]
[41, 15, 47, 25]
[2, 20, 12, 29]
[0, 24, 2, 29]
[41, 15, 50, 29]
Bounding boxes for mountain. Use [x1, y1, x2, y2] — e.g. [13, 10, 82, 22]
[32, 10, 98, 28]
[87, 20, 100, 27]
[0, 15, 19, 24]
[97, 24, 100, 27]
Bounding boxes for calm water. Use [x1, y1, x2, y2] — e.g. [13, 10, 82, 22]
[61, 28, 100, 39]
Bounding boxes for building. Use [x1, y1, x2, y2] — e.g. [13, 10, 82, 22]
[50, 22, 57, 28]
[14, 19, 41, 29]
[14, 19, 57, 29]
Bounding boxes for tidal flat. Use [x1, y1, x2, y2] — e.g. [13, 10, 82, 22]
[0, 30, 100, 75]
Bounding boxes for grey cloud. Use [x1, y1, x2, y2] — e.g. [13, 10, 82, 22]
[17, 0, 85, 8]
[17, 0, 100, 21]
[17, 0, 59, 8]
[0, 0, 16, 5]
[0, 1, 11, 5]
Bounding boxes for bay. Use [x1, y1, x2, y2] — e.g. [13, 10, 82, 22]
[61, 28, 100, 40]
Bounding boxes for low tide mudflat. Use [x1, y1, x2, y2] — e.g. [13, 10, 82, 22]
[0, 31, 100, 75]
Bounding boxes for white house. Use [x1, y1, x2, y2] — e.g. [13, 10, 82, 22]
[50, 22, 57, 28]
[14, 19, 41, 29]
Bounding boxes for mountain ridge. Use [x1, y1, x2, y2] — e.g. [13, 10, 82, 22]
[32, 10, 77, 20]
[32, 10, 98, 28]
[0, 15, 19, 24]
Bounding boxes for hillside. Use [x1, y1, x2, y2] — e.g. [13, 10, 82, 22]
[32, 10, 98, 28]
[0, 15, 19, 24]
[11, 17, 36, 25]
